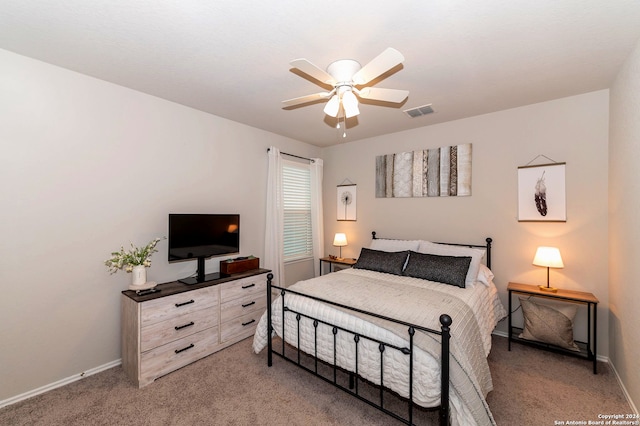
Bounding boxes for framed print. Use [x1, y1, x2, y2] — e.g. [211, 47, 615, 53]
[337, 184, 357, 221]
[518, 162, 566, 222]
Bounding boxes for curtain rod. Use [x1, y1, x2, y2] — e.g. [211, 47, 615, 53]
[267, 148, 315, 163]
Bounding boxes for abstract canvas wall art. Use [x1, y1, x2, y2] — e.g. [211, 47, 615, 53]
[375, 143, 472, 198]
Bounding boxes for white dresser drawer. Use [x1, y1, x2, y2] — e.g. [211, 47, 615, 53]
[220, 310, 262, 343]
[220, 293, 266, 324]
[141, 307, 218, 352]
[141, 286, 218, 327]
[140, 327, 218, 383]
[219, 273, 267, 301]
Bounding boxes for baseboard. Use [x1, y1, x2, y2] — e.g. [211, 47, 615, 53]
[608, 359, 639, 415]
[0, 359, 122, 409]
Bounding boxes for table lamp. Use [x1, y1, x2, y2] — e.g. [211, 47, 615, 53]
[532, 246, 564, 292]
[333, 233, 348, 260]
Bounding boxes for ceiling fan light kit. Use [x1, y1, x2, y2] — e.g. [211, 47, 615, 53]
[340, 90, 360, 118]
[323, 95, 340, 117]
[283, 48, 409, 134]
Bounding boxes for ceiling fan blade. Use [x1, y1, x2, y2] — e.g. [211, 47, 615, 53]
[282, 92, 332, 107]
[290, 59, 336, 85]
[352, 48, 405, 85]
[357, 87, 409, 104]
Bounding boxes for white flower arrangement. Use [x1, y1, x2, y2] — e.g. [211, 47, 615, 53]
[105, 237, 164, 274]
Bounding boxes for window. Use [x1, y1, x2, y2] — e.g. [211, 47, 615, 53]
[282, 160, 312, 262]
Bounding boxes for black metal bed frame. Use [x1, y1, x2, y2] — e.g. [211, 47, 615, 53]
[266, 234, 493, 426]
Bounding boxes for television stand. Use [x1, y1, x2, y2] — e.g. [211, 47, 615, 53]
[178, 256, 221, 285]
[178, 272, 223, 285]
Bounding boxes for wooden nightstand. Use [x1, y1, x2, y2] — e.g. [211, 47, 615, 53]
[507, 282, 599, 374]
[319, 257, 357, 275]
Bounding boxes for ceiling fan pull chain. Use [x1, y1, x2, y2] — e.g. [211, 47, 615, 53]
[342, 113, 347, 138]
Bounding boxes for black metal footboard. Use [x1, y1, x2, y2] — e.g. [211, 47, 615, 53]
[266, 272, 451, 426]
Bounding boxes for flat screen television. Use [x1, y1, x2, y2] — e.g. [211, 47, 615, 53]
[168, 213, 240, 284]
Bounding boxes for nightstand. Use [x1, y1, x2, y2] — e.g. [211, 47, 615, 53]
[319, 257, 357, 275]
[507, 282, 599, 374]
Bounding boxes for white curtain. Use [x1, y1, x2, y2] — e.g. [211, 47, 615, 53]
[264, 147, 284, 286]
[310, 158, 324, 276]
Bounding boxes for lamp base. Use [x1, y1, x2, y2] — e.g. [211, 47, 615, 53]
[538, 285, 558, 293]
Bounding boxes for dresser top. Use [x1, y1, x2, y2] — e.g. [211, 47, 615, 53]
[122, 268, 271, 303]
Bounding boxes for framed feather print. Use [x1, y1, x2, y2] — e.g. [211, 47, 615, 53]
[517, 162, 566, 222]
[337, 184, 357, 221]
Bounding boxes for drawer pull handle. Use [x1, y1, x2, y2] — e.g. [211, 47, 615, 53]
[242, 301, 256, 308]
[242, 283, 255, 289]
[175, 321, 195, 331]
[175, 343, 194, 354]
[175, 299, 195, 307]
[242, 319, 256, 327]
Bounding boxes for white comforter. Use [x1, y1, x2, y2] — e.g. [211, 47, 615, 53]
[253, 268, 506, 426]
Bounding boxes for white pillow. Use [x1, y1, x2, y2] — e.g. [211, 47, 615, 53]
[477, 264, 494, 287]
[417, 240, 486, 287]
[369, 238, 421, 252]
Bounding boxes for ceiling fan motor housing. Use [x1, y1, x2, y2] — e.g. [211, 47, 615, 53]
[326, 59, 362, 84]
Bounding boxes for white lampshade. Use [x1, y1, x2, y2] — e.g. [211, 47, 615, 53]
[323, 95, 340, 117]
[341, 90, 360, 118]
[532, 246, 564, 268]
[333, 233, 348, 247]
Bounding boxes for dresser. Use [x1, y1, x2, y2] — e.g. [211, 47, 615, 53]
[121, 269, 269, 387]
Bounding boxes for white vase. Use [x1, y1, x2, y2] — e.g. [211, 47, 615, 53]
[131, 265, 147, 287]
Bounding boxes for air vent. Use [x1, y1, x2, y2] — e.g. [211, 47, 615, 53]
[403, 104, 434, 118]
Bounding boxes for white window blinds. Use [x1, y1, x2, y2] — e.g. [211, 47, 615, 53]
[283, 161, 312, 262]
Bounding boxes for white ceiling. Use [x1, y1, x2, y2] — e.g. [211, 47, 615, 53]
[2, 1, 640, 147]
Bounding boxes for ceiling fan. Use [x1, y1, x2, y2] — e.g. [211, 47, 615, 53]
[282, 48, 409, 120]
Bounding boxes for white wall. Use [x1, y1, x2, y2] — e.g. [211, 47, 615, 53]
[321, 90, 610, 350]
[609, 37, 640, 411]
[0, 49, 319, 402]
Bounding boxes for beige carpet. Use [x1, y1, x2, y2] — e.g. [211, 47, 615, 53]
[0, 335, 632, 425]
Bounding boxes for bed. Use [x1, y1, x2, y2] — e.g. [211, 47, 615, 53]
[252, 233, 506, 425]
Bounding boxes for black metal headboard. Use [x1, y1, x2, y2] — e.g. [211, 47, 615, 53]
[371, 231, 493, 270]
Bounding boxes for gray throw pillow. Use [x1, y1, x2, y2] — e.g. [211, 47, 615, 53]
[519, 297, 580, 352]
[353, 248, 409, 275]
[403, 251, 472, 288]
